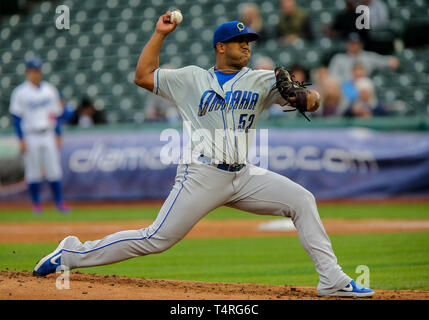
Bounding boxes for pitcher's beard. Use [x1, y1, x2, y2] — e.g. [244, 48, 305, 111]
[231, 56, 250, 70]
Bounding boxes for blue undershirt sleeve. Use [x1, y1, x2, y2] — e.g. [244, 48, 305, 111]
[55, 116, 62, 136]
[11, 114, 24, 140]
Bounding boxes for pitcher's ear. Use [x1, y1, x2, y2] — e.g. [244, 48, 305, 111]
[215, 42, 225, 53]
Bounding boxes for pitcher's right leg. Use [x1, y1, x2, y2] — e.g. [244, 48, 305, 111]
[227, 165, 352, 295]
[57, 164, 235, 270]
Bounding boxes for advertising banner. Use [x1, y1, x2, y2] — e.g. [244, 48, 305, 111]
[1, 128, 428, 201]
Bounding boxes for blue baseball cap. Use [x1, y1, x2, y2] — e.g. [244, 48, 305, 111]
[25, 56, 43, 70]
[213, 21, 260, 48]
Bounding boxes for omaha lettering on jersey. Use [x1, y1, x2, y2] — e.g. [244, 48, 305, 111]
[28, 98, 52, 109]
[198, 90, 259, 116]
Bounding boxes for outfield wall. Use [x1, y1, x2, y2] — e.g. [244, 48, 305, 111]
[1, 127, 429, 201]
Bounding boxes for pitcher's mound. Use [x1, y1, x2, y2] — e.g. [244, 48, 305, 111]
[1, 271, 428, 300]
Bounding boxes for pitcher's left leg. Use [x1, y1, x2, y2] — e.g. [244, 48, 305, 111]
[227, 165, 351, 294]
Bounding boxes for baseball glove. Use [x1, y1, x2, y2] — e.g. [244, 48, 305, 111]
[271, 66, 318, 121]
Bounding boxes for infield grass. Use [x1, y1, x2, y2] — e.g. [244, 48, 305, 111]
[0, 203, 428, 290]
[1, 232, 428, 290]
[0, 202, 428, 222]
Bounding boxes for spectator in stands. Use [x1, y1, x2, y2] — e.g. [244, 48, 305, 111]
[329, 32, 399, 84]
[276, 0, 313, 44]
[239, 3, 267, 42]
[68, 96, 106, 128]
[361, 0, 389, 29]
[312, 67, 345, 117]
[343, 77, 389, 117]
[290, 64, 309, 84]
[252, 55, 275, 70]
[341, 63, 368, 103]
[324, 0, 370, 47]
[321, 85, 344, 117]
[144, 93, 180, 124]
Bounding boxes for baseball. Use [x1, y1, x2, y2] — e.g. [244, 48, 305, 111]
[170, 10, 183, 24]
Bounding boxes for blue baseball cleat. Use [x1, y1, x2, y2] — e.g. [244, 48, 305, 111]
[323, 280, 374, 297]
[33, 238, 66, 277]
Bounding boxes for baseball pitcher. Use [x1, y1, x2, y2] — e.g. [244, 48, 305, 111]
[33, 12, 373, 297]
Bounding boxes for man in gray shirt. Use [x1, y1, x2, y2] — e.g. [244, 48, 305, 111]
[329, 33, 399, 84]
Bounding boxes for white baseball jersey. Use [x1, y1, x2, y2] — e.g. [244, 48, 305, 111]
[9, 80, 62, 134]
[153, 66, 285, 164]
[9, 80, 63, 183]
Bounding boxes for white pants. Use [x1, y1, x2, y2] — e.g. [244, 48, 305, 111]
[61, 163, 351, 294]
[23, 131, 62, 183]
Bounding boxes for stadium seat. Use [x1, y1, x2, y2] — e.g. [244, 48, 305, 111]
[260, 1, 275, 14]
[0, 0, 428, 125]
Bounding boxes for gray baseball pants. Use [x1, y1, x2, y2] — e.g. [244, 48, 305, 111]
[61, 163, 351, 294]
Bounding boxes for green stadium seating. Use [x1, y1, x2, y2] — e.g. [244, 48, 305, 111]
[0, 0, 429, 127]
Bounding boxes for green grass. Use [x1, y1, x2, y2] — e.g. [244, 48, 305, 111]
[1, 203, 428, 290]
[1, 232, 428, 290]
[318, 203, 429, 220]
[0, 202, 428, 222]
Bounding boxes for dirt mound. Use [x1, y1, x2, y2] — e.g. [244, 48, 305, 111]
[1, 218, 428, 300]
[1, 271, 428, 300]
